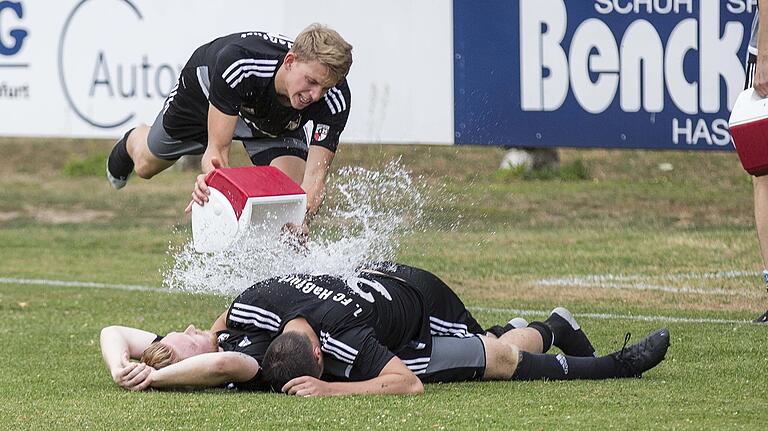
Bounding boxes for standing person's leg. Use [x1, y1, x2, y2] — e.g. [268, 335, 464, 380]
[752, 175, 768, 322]
[745, 51, 768, 323]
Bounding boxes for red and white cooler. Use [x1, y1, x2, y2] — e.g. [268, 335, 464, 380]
[729, 88, 768, 176]
[191, 166, 306, 253]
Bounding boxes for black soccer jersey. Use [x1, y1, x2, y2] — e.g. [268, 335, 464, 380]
[225, 272, 430, 382]
[162, 31, 351, 151]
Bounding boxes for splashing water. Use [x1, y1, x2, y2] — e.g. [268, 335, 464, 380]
[162, 159, 426, 295]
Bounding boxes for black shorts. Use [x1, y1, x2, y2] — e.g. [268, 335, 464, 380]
[146, 109, 310, 165]
[365, 263, 485, 336]
[746, 53, 757, 89]
[418, 335, 487, 383]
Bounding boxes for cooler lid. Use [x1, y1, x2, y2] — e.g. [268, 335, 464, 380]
[204, 166, 306, 219]
[729, 88, 768, 127]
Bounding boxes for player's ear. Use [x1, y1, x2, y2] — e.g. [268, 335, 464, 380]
[312, 344, 322, 362]
[284, 52, 296, 70]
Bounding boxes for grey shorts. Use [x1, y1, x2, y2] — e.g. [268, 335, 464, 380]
[419, 335, 487, 383]
[146, 110, 310, 165]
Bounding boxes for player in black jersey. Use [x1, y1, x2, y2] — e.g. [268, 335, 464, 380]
[100, 264, 669, 394]
[106, 24, 353, 236]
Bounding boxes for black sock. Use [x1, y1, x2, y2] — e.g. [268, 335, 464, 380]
[527, 321, 553, 353]
[512, 351, 626, 381]
[543, 311, 596, 357]
[544, 313, 569, 343]
[107, 128, 135, 179]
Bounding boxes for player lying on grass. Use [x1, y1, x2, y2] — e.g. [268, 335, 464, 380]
[100, 264, 670, 394]
[106, 24, 353, 238]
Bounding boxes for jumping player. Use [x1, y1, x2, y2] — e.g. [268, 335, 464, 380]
[100, 264, 670, 394]
[106, 24, 353, 236]
[744, 1, 768, 323]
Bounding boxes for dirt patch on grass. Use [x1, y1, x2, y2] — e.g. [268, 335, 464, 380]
[0, 211, 21, 222]
[33, 208, 114, 224]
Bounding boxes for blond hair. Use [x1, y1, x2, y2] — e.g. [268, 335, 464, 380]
[291, 23, 353, 84]
[140, 342, 177, 369]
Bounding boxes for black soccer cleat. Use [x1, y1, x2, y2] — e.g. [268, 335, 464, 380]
[549, 307, 597, 357]
[754, 310, 768, 323]
[610, 328, 670, 378]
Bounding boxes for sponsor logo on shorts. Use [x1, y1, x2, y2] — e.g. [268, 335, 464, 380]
[314, 124, 330, 142]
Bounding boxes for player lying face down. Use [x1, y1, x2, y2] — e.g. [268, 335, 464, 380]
[100, 264, 669, 394]
[257, 267, 669, 396]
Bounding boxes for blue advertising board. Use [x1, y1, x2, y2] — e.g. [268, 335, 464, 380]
[453, 0, 756, 150]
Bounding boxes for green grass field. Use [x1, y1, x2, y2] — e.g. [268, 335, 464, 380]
[0, 138, 765, 430]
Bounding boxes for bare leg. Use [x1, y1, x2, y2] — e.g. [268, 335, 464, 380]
[752, 175, 768, 322]
[270, 155, 306, 185]
[479, 335, 520, 380]
[753, 175, 768, 269]
[127, 125, 176, 179]
[480, 328, 545, 380]
[498, 328, 544, 354]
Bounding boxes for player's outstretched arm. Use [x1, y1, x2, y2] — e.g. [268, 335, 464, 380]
[282, 357, 424, 397]
[202, 104, 237, 173]
[100, 325, 159, 390]
[187, 104, 238, 211]
[301, 145, 335, 229]
[149, 352, 260, 389]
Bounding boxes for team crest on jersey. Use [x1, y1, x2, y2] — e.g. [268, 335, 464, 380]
[314, 124, 330, 142]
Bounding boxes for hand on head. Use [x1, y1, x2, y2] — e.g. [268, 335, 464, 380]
[112, 351, 155, 391]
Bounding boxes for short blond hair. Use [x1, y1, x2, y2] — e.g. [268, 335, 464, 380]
[140, 342, 177, 369]
[291, 23, 353, 84]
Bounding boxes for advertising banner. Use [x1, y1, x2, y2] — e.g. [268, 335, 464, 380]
[454, 0, 757, 150]
[0, 0, 454, 143]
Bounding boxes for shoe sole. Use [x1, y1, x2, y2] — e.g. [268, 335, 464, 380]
[507, 317, 529, 329]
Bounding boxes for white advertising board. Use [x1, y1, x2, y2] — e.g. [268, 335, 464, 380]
[0, 0, 454, 144]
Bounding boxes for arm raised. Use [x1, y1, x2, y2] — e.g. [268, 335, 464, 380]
[149, 351, 260, 389]
[100, 325, 159, 390]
